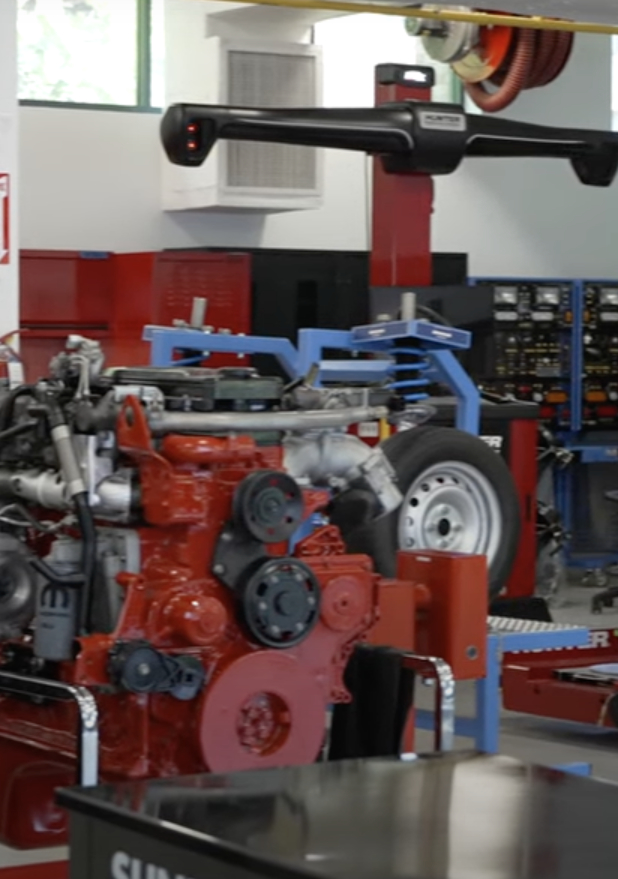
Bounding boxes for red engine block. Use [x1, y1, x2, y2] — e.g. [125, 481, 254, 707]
[0, 399, 380, 849]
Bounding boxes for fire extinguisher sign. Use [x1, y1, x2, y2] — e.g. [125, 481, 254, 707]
[0, 174, 9, 265]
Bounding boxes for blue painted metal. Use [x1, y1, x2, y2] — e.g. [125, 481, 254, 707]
[350, 320, 471, 349]
[430, 349, 480, 434]
[553, 763, 592, 777]
[144, 318, 480, 434]
[144, 325, 300, 379]
[416, 625, 589, 754]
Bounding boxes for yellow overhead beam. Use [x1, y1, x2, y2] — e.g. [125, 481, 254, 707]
[194, 0, 618, 35]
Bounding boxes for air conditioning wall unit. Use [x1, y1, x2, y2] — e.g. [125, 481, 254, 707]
[163, 37, 323, 212]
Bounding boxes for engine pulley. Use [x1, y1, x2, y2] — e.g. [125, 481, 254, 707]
[234, 470, 303, 544]
[108, 641, 205, 701]
[198, 651, 326, 772]
[241, 559, 320, 648]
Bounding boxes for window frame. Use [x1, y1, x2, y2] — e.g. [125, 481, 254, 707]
[18, 0, 162, 113]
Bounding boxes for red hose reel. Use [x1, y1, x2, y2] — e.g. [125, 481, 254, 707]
[410, 8, 575, 112]
[459, 25, 574, 112]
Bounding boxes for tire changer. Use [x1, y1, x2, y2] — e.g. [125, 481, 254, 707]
[1, 68, 618, 858]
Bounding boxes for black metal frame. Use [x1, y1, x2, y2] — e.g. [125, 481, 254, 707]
[18, 0, 161, 113]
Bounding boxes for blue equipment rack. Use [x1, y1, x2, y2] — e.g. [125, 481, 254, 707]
[472, 276, 618, 571]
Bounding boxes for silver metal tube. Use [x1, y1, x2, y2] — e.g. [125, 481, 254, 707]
[0, 671, 99, 786]
[401, 291, 417, 322]
[50, 424, 86, 498]
[190, 297, 207, 328]
[0, 467, 131, 516]
[7, 469, 69, 508]
[148, 406, 389, 435]
[284, 432, 402, 515]
[402, 654, 455, 753]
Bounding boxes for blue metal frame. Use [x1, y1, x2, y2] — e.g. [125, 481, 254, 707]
[143, 319, 481, 435]
[470, 276, 618, 569]
[416, 624, 589, 753]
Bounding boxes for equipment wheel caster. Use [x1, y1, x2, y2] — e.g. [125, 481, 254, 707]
[582, 568, 609, 589]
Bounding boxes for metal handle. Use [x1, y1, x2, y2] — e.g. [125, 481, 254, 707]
[402, 654, 455, 752]
[0, 670, 98, 786]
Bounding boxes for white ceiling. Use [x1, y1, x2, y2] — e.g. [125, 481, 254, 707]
[438, 0, 618, 24]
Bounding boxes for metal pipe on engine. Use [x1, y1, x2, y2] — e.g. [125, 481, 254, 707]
[147, 406, 390, 435]
[4, 469, 70, 508]
[283, 432, 402, 515]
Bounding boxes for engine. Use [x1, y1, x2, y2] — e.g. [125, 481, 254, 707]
[0, 337, 403, 849]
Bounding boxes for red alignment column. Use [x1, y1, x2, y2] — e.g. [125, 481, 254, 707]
[371, 64, 435, 289]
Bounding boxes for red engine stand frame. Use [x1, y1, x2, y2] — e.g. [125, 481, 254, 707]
[502, 628, 618, 727]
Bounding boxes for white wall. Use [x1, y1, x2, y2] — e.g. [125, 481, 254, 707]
[0, 0, 19, 336]
[18, 9, 618, 280]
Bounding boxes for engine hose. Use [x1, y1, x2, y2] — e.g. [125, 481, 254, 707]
[0, 420, 39, 445]
[465, 28, 574, 112]
[29, 556, 84, 588]
[74, 492, 97, 635]
[45, 400, 97, 634]
[0, 385, 36, 432]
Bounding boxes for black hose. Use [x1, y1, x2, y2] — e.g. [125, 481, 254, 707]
[74, 492, 97, 635]
[41, 397, 98, 635]
[29, 556, 84, 587]
[0, 419, 39, 444]
[416, 304, 454, 328]
[0, 385, 37, 431]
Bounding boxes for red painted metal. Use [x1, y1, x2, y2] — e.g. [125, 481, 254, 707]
[19, 251, 113, 380]
[504, 418, 538, 599]
[370, 74, 433, 289]
[19, 250, 252, 379]
[111, 251, 252, 368]
[0, 865, 67, 879]
[0, 401, 380, 849]
[502, 629, 618, 727]
[369, 550, 488, 682]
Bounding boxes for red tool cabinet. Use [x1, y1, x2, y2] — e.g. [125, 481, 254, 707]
[19, 250, 252, 378]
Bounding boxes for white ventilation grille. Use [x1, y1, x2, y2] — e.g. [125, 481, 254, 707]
[226, 50, 318, 191]
[163, 36, 322, 212]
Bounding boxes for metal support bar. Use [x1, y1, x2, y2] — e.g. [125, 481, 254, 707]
[416, 622, 589, 754]
[0, 672, 99, 787]
[402, 654, 455, 752]
[144, 325, 300, 379]
[430, 349, 481, 434]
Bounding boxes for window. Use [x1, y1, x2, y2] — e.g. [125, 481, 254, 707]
[18, 0, 165, 110]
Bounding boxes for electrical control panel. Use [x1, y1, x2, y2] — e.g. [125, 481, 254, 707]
[582, 283, 618, 428]
[478, 281, 573, 428]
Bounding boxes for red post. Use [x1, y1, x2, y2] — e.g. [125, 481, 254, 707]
[371, 65, 435, 290]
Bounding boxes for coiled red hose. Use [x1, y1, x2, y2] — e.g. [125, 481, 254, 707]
[465, 29, 574, 112]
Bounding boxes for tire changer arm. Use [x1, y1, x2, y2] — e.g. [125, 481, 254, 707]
[161, 101, 618, 186]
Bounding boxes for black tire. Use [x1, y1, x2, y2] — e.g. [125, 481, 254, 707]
[339, 426, 520, 600]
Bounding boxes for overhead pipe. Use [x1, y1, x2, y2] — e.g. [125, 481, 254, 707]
[183, 0, 618, 36]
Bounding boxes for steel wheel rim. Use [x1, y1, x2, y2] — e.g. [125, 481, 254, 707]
[397, 460, 502, 562]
